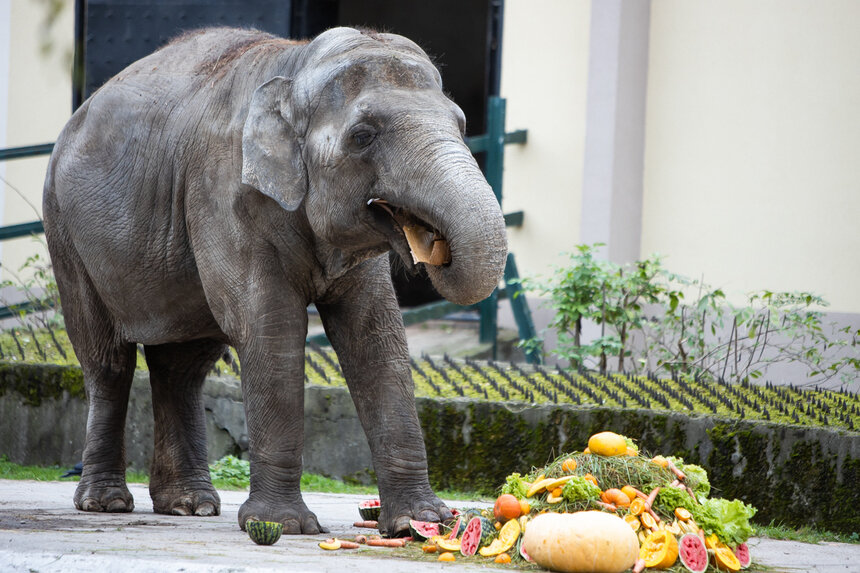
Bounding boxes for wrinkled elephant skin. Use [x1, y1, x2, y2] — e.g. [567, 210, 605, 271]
[42, 27, 507, 536]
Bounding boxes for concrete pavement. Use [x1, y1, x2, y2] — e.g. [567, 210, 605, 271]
[0, 480, 858, 572]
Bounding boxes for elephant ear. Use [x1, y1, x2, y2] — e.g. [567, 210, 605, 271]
[242, 76, 308, 211]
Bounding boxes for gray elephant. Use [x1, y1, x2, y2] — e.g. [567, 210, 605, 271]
[42, 26, 506, 536]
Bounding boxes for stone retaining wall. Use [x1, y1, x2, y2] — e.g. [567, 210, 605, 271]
[0, 364, 856, 533]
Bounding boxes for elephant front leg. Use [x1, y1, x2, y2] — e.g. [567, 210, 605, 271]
[234, 307, 326, 534]
[318, 261, 453, 536]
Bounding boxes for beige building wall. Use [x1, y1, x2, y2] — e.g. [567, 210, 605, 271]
[643, 0, 860, 313]
[2, 0, 73, 282]
[500, 0, 591, 279]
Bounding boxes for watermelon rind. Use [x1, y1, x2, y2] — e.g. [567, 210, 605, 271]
[358, 499, 381, 521]
[459, 517, 483, 556]
[678, 533, 708, 573]
[478, 517, 496, 546]
[734, 542, 751, 569]
[409, 519, 441, 541]
[445, 515, 468, 539]
[245, 520, 284, 546]
[517, 538, 534, 563]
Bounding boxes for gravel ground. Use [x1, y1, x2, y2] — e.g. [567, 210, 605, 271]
[0, 480, 857, 572]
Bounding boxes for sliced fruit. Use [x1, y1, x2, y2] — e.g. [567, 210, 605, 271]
[409, 519, 441, 541]
[587, 431, 628, 457]
[459, 516, 484, 556]
[639, 529, 679, 569]
[357, 499, 382, 521]
[628, 497, 646, 516]
[518, 538, 534, 562]
[623, 514, 641, 531]
[543, 475, 576, 491]
[734, 542, 751, 569]
[706, 534, 727, 550]
[678, 533, 708, 573]
[714, 546, 742, 572]
[446, 516, 464, 540]
[478, 517, 521, 557]
[674, 507, 692, 521]
[664, 520, 682, 536]
[640, 511, 658, 531]
[583, 473, 599, 487]
[319, 538, 342, 550]
[422, 544, 437, 553]
[546, 493, 564, 504]
[433, 536, 462, 552]
[526, 478, 552, 498]
[651, 455, 669, 468]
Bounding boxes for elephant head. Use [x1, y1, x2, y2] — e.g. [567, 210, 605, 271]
[241, 28, 507, 305]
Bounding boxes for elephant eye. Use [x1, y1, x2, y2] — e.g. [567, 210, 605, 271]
[348, 125, 377, 151]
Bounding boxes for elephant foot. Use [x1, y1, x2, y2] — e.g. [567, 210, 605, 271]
[238, 495, 328, 534]
[74, 478, 135, 513]
[150, 482, 221, 516]
[378, 488, 453, 537]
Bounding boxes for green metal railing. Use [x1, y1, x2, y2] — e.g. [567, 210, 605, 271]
[0, 96, 540, 362]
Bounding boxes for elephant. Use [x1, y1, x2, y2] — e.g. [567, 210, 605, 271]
[41, 26, 507, 536]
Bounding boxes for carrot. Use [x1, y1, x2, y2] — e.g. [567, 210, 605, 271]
[594, 501, 617, 512]
[354, 535, 368, 544]
[367, 538, 407, 547]
[353, 520, 379, 529]
[632, 558, 647, 573]
[629, 486, 648, 499]
[338, 540, 361, 549]
[670, 479, 681, 488]
[668, 462, 687, 481]
[686, 486, 697, 500]
[646, 506, 662, 524]
[646, 487, 660, 509]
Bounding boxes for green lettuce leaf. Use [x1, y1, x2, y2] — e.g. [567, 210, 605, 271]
[692, 498, 757, 546]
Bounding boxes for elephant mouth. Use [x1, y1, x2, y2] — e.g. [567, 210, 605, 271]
[367, 198, 451, 269]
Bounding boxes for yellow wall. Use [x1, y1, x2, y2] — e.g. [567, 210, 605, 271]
[3, 0, 73, 279]
[500, 0, 591, 279]
[643, 0, 860, 312]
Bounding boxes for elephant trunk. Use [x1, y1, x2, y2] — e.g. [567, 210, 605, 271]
[397, 146, 508, 306]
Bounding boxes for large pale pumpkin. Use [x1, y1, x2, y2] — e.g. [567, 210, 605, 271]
[522, 511, 639, 573]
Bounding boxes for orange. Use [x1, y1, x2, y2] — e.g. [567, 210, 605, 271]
[674, 507, 692, 521]
[621, 485, 638, 502]
[623, 514, 641, 531]
[551, 487, 563, 497]
[583, 447, 591, 454]
[626, 447, 638, 457]
[651, 456, 669, 468]
[494, 494, 522, 522]
[561, 457, 577, 473]
[494, 552, 512, 564]
[438, 551, 456, 562]
[639, 530, 679, 569]
[640, 512, 658, 531]
[519, 498, 531, 516]
[583, 473, 599, 487]
[713, 546, 741, 572]
[628, 498, 646, 516]
[422, 544, 437, 553]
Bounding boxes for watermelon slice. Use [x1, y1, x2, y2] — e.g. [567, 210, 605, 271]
[357, 499, 381, 521]
[459, 517, 484, 556]
[517, 538, 534, 563]
[734, 542, 751, 569]
[678, 533, 708, 573]
[409, 520, 441, 541]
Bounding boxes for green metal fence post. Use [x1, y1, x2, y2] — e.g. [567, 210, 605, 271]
[504, 253, 541, 364]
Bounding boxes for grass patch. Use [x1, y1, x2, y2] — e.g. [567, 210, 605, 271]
[0, 455, 149, 483]
[755, 521, 860, 544]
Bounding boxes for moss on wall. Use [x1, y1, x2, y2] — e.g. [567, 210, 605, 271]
[418, 399, 859, 534]
[0, 361, 85, 406]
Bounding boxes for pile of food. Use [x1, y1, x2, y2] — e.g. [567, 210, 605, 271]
[408, 431, 757, 572]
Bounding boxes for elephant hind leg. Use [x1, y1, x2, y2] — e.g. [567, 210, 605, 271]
[144, 338, 227, 516]
[47, 225, 138, 513]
